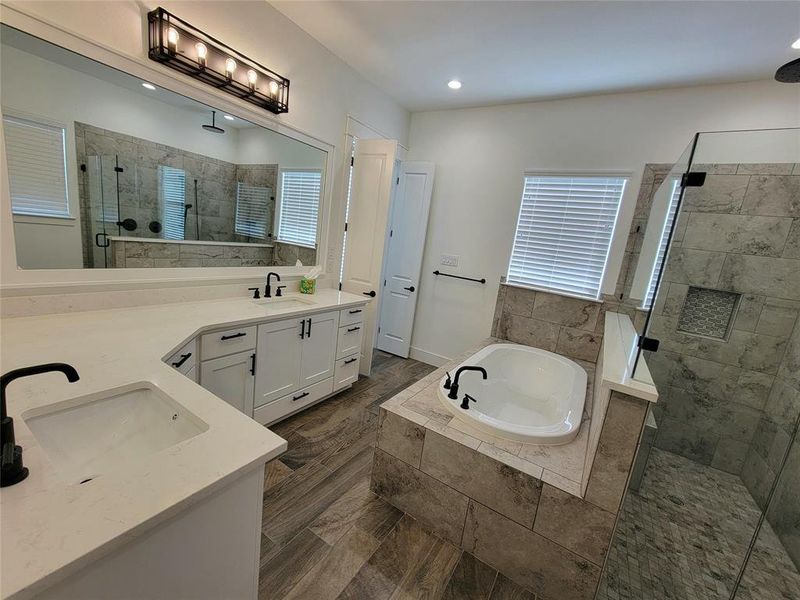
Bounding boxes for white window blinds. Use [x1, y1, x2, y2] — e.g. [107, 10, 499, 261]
[235, 182, 270, 239]
[643, 178, 681, 309]
[3, 115, 70, 218]
[507, 175, 627, 300]
[159, 165, 186, 240]
[277, 170, 321, 248]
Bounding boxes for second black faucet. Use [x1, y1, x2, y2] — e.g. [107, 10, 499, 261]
[265, 272, 281, 298]
[447, 365, 488, 400]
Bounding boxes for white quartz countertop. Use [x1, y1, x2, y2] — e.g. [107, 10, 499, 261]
[0, 289, 368, 600]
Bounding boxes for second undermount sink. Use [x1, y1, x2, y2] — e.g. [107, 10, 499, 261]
[23, 382, 208, 484]
[252, 295, 316, 311]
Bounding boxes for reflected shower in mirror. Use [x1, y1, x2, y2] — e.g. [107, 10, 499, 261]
[1, 24, 326, 270]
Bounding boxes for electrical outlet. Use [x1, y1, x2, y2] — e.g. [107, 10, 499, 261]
[440, 254, 459, 267]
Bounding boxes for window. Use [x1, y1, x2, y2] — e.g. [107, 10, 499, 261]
[642, 178, 681, 309]
[235, 182, 270, 239]
[159, 165, 186, 240]
[507, 174, 627, 300]
[3, 114, 70, 218]
[276, 170, 321, 247]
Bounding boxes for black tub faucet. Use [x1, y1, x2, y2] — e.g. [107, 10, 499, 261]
[1, 363, 80, 488]
[448, 365, 488, 400]
[265, 272, 281, 298]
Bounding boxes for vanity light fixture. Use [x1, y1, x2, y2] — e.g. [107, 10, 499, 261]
[148, 7, 289, 114]
[141, 82, 156, 90]
[792, 37, 800, 50]
[448, 79, 462, 90]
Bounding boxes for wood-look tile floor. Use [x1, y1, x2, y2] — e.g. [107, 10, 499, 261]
[258, 351, 538, 600]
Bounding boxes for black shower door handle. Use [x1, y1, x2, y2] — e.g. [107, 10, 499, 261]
[95, 232, 110, 248]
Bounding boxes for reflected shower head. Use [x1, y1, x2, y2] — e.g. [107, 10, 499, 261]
[775, 58, 800, 83]
[202, 110, 225, 134]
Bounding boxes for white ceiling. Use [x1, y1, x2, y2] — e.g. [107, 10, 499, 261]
[271, 0, 800, 111]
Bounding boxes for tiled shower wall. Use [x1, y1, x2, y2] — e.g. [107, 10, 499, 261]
[74, 123, 281, 267]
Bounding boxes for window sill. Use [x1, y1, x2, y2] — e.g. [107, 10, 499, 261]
[12, 214, 76, 227]
[275, 239, 317, 250]
[502, 281, 603, 304]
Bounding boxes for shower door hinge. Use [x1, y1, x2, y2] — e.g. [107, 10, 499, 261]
[80, 164, 87, 172]
[350, 156, 354, 167]
[638, 336, 660, 352]
[114, 166, 124, 173]
[338, 282, 342, 291]
[681, 171, 706, 188]
[396, 177, 400, 185]
[344, 222, 348, 232]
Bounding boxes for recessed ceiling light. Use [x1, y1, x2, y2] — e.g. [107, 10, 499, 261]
[141, 82, 156, 90]
[792, 37, 800, 50]
[448, 79, 462, 90]
[223, 114, 235, 121]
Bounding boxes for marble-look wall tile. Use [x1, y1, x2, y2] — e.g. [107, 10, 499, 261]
[555, 327, 602, 362]
[719, 254, 800, 300]
[420, 429, 542, 528]
[682, 213, 792, 257]
[654, 416, 718, 464]
[462, 500, 601, 600]
[765, 438, 800, 569]
[532, 484, 616, 566]
[496, 313, 560, 352]
[662, 248, 727, 287]
[783, 219, 800, 258]
[370, 448, 469, 545]
[584, 392, 647, 513]
[681, 174, 749, 213]
[736, 163, 795, 176]
[740, 175, 800, 217]
[711, 437, 750, 474]
[531, 293, 600, 331]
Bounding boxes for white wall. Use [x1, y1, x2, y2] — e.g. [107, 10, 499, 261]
[407, 80, 800, 363]
[236, 128, 326, 171]
[0, 0, 409, 289]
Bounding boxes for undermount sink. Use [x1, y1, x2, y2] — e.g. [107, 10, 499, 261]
[252, 295, 316, 311]
[23, 382, 208, 484]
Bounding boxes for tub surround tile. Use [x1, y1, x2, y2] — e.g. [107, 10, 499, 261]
[425, 418, 482, 450]
[449, 418, 524, 455]
[517, 425, 589, 484]
[531, 293, 600, 331]
[376, 408, 426, 468]
[504, 285, 537, 317]
[556, 326, 602, 362]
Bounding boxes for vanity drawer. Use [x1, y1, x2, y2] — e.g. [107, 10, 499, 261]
[166, 338, 197, 378]
[253, 377, 334, 426]
[201, 325, 256, 360]
[334, 355, 360, 391]
[339, 306, 366, 327]
[337, 323, 363, 359]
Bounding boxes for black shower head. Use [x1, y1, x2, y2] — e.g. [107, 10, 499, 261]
[775, 58, 800, 83]
[202, 110, 225, 134]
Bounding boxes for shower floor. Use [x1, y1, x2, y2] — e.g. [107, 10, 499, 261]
[597, 448, 800, 600]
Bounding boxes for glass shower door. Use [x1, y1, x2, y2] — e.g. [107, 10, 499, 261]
[86, 154, 120, 268]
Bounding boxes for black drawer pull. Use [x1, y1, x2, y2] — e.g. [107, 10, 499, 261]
[306, 318, 312, 338]
[171, 352, 192, 368]
[347, 326, 361, 333]
[292, 391, 309, 401]
[348, 309, 362, 314]
[344, 358, 357, 365]
[249, 353, 256, 376]
[220, 332, 246, 341]
[300, 319, 306, 339]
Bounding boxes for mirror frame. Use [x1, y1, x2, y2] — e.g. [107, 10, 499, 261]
[0, 5, 337, 297]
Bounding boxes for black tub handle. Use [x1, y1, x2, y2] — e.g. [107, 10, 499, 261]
[344, 358, 357, 365]
[171, 353, 192, 368]
[292, 391, 309, 401]
[220, 332, 246, 341]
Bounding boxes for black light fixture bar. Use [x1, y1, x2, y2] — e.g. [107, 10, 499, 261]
[147, 7, 289, 114]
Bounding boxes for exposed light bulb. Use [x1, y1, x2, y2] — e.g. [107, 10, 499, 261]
[247, 69, 257, 91]
[225, 58, 237, 79]
[223, 114, 235, 121]
[268, 80, 279, 96]
[448, 79, 462, 90]
[167, 27, 179, 53]
[195, 42, 207, 67]
[792, 37, 800, 50]
[141, 82, 156, 90]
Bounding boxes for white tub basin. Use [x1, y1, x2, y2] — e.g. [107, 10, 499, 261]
[437, 343, 587, 445]
[23, 382, 209, 484]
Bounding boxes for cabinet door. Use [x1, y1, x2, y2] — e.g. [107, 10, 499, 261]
[299, 311, 339, 388]
[200, 350, 255, 417]
[255, 318, 304, 407]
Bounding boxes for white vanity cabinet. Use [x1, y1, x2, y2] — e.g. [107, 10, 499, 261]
[200, 351, 256, 416]
[253, 310, 339, 425]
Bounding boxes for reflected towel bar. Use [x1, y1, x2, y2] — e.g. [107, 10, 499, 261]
[433, 270, 486, 284]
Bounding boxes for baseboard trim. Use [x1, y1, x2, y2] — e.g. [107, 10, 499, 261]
[409, 346, 450, 367]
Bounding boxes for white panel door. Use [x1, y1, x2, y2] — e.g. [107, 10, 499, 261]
[200, 350, 256, 417]
[341, 138, 398, 375]
[377, 162, 435, 357]
[299, 310, 339, 388]
[254, 318, 304, 407]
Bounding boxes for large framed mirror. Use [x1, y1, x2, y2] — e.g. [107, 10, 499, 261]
[1, 24, 326, 270]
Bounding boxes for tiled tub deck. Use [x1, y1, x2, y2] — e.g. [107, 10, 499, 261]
[370, 339, 652, 600]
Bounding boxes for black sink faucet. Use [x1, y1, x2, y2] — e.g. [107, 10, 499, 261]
[447, 365, 488, 400]
[265, 272, 281, 298]
[1, 363, 80, 488]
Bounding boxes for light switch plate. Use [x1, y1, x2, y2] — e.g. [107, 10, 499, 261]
[440, 254, 459, 267]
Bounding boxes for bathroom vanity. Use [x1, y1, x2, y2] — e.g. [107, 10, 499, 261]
[0, 289, 368, 600]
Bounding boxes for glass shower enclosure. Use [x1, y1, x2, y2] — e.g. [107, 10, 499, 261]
[598, 127, 800, 600]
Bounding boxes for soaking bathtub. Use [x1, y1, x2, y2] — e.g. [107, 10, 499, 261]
[437, 343, 587, 445]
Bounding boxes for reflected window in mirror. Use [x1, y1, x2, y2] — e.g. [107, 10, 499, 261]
[3, 114, 70, 218]
[276, 169, 321, 248]
[235, 182, 271, 239]
[160, 166, 187, 240]
[642, 178, 681, 309]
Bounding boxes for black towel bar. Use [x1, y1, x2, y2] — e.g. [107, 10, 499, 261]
[433, 270, 486, 284]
